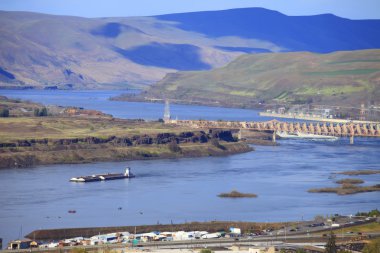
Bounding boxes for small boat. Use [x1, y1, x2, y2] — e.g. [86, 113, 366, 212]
[70, 168, 135, 183]
[277, 131, 338, 140]
[68, 210, 76, 214]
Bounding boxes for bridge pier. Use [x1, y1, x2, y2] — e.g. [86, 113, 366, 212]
[350, 134, 354, 145]
[238, 129, 242, 140]
[272, 130, 276, 143]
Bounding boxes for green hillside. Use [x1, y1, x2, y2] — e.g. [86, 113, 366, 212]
[142, 50, 380, 107]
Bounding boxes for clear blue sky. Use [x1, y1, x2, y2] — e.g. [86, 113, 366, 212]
[0, 0, 379, 19]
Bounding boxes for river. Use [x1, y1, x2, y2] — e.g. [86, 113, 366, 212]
[0, 90, 379, 246]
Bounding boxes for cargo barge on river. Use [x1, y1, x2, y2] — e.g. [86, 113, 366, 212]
[70, 168, 134, 182]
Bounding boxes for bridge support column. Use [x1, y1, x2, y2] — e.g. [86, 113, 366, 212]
[238, 129, 242, 140]
[272, 130, 276, 143]
[350, 134, 354, 145]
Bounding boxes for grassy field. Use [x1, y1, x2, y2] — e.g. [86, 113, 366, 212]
[0, 116, 253, 168]
[314, 222, 380, 235]
[0, 117, 191, 142]
[130, 49, 380, 108]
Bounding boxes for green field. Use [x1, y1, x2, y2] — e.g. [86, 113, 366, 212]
[134, 49, 380, 108]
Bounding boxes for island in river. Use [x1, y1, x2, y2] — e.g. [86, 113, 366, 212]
[0, 96, 252, 168]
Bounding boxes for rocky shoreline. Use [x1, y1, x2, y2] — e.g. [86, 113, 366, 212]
[0, 129, 253, 169]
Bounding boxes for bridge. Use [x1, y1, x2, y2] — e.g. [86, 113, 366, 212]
[167, 119, 380, 143]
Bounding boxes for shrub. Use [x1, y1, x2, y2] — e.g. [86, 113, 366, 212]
[34, 108, 40, 116]
[211, 138, 226, 150]
[34, 107, 48, 116]
[362, 238, 380, 253]
[70, 248, 87, 253]
[0, 108, 9, 117]
[168, 140, 181, 153]
[40, 107, 48, 116]
[325, 231, 337, 253]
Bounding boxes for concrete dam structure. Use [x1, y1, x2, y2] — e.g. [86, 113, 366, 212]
[168, 119, 380, 138]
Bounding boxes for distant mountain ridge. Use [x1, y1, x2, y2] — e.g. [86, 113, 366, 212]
[0, 8, 380, 89]
[157, 8, 380, 53]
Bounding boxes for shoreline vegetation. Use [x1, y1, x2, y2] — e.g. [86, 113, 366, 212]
[310, 170, 380, 195]
[336, 170, 380, 176]
[218, 190, 258, 198]
[308, 184, 380, 195]
[335, 178, 364, 184]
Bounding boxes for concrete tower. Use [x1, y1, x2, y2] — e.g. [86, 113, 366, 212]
[163, 99, 171, 122]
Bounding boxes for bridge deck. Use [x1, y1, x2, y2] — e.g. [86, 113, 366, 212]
[168, 119, 380, 137]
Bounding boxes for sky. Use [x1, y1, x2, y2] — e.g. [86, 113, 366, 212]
[0, 0, 379, 20]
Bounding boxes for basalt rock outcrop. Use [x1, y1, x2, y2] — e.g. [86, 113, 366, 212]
[0, 129, 250, 168]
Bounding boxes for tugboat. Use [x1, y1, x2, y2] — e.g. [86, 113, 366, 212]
[70, 167, 135, 182]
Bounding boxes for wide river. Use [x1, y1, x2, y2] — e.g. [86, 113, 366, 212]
[0, 90, 379, 245]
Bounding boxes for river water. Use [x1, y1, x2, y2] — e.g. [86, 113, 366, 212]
[0, 90, 379, 246]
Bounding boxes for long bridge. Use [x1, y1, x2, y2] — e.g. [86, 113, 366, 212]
[167, 119, 380, 141]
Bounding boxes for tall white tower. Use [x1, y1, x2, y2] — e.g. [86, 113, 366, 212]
[163, 99, 171, 122]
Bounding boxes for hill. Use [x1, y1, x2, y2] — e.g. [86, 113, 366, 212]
[157, 8, 380, 53]
[1, 8, 380, 89]
[136, 50, 380, 107]
[0, 11, 239, 89]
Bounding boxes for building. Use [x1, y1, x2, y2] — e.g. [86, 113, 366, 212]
[7, 239, 37, 250]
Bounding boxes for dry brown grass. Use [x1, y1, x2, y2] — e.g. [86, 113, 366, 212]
[0, 117, 192, 142]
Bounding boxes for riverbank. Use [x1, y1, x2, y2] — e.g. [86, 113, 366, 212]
[0, 117, 253, 168]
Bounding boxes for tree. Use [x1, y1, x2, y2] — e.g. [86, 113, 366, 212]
[34, 108, 40, 116]
[368, 209, 380, 217]
[39, 107, 48, 116]
[0, 108, 9, 117]
[211, 138, 226, 150]
[200, 249, 213, 253]
[168, 140, 181, 153]
[325, 231, 337, 253]
[34, 107, 48, 117]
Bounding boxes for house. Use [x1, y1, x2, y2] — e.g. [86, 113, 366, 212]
[7, 239, 35, 250]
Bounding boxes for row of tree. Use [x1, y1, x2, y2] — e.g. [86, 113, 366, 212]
[0, 107, 49, 117]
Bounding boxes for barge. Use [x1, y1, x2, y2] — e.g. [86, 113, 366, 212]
[277, 131, 339, 140]
[70, 168, 135, 182]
